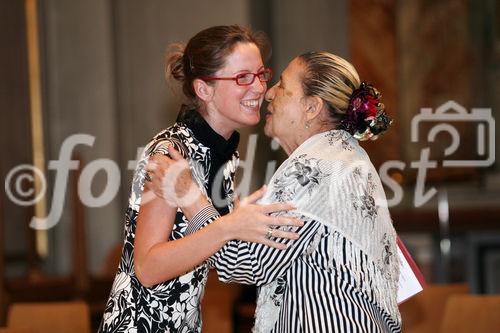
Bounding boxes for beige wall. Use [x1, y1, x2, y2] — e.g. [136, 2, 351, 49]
[40, 0, 251, 274]
[41, 0, 120, 275]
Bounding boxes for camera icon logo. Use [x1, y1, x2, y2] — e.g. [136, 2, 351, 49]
[411, 100, 495, 167]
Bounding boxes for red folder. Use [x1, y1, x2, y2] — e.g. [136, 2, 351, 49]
[397, 236, 427, 304]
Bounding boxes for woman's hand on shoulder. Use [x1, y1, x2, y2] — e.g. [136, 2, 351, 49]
[146, 145, 204, 210]
[219, 186, 304, 250]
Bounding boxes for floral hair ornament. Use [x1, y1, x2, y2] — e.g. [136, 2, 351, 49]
[340, 82, 393, 141]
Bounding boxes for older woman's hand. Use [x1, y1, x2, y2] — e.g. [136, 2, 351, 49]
[219, 186, 303, 249]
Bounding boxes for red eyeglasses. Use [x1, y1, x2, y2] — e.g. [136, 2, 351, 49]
[201, 68, 272, 86]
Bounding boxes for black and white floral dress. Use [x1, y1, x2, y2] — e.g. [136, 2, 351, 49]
[98, 113, 239, 333]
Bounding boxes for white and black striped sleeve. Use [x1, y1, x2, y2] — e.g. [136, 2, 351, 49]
[211, 218, 320, 286]
[185, 204, 221, 235]
[184, 205, 321, 286]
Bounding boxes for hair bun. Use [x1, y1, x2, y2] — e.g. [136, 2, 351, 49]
[165, 43, 186, 82]
[340, 82, 392, 141]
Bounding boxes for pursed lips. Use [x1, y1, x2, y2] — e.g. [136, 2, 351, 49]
[265, 103, 273, 117]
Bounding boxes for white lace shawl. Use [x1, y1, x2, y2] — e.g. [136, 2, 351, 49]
[254, 130, 401, 332]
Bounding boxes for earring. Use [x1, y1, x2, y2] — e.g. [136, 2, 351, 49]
[305, 120, 311, 129]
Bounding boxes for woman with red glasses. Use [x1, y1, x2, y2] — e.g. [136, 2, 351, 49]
[98, 25, 302, 333]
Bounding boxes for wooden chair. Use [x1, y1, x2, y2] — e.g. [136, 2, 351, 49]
[440, 295, 500, 333]
[399, 283, 470, 333]
[0, 328, 32, 333]
[7, 301, 90, 333]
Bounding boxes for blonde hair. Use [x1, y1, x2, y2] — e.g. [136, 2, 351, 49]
[298, 52, 361, 120]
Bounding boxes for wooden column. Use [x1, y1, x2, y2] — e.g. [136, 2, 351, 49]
[350, 0, 400, 168]
[25, 0, 48, 260]
[397, 0, 479, 182]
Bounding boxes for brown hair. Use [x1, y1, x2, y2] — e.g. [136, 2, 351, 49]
[166, 25, 270, 109]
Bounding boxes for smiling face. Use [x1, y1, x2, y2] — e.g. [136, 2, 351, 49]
[204, 42, 267, 137]
[264, 57, 309, 153]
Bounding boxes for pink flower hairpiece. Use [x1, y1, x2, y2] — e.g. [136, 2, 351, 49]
[340, 82, 393, 141]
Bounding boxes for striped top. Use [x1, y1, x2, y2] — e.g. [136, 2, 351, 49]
[187, 129, 402, 332]
[188, 206, 402, 332]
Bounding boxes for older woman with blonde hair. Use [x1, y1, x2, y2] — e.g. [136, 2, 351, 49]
[150, 51, 401, 332]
